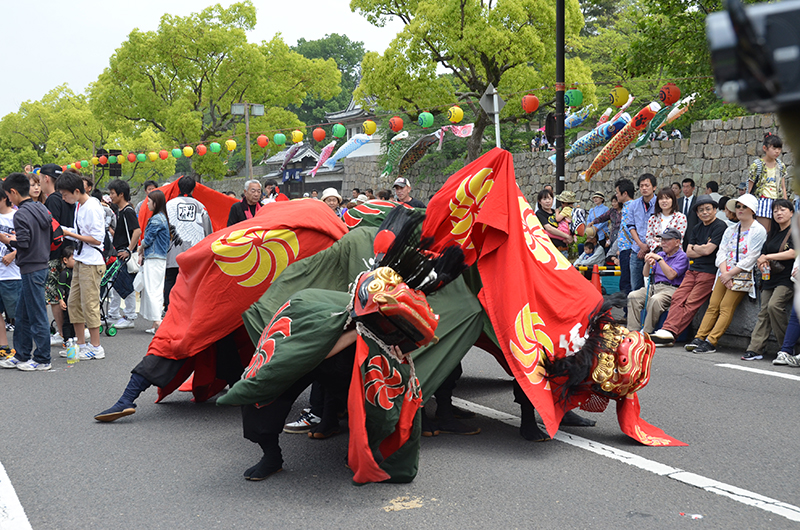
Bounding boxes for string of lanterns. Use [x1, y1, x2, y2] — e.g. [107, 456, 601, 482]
[60, 80, 689, 170]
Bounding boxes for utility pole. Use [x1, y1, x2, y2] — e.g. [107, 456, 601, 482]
[555, 0, 566, 196]
[231, 102, 265, 179]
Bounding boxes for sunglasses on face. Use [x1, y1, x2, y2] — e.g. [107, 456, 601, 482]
[735, 204, 746, 209]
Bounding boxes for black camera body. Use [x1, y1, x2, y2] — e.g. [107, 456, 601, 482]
[707, 0, 800, 112]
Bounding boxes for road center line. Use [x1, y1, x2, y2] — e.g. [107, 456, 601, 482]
[716, 363, 800, 381]
[0, 459, 32, 530]
[452, 397, 800, 523]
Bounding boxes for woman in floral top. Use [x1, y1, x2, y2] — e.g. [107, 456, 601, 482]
[686, 194, 767, 353]
[645, 188, 687, 251]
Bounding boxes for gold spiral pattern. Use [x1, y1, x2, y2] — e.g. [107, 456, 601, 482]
[212, 228, 300, 287]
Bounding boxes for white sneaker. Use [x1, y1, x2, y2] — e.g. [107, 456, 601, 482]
[17, 360, 51, 371]
[0, 357, 24, 369]
[77, 344, 105, 360]
[113, 318, 134, 329]
[50, 332, 64, 346]
[773, 351, 791, 365]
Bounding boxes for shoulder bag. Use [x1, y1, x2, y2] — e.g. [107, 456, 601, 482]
[730, 224, 754, 292]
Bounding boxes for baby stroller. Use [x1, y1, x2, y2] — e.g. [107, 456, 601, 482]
[99, 255, 129, 337]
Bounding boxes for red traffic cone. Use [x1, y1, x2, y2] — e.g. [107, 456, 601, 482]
[591, 264, 602, 293]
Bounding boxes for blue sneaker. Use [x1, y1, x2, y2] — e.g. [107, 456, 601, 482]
[77, 344, 105, 360]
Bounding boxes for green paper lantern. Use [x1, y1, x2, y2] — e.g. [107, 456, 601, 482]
[418, 112, 434, 128]
[172, 148, 182, 158]
[80, 160, 88, 168]
[564, 88, 583, 107]
[108, 156, 117, 164]
[136, 153, 146, 162]
[332, 123, 346, 139]
[274, 133, 286, 146]
[210, 142, 221, 153]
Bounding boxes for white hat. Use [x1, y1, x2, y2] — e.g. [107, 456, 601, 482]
[321, 187, 342, 203]
[393, 177, 411, 188]
[726, 193, 758, 214]
[356, 194, 368, 203]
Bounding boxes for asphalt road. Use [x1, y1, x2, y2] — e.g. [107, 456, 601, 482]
[1, 320, 798, 529]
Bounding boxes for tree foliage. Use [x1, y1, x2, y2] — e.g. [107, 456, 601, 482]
[351, 0, 595, 160]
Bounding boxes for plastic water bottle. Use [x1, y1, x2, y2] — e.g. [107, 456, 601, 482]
[66, 338, 79, 364]
[762, 263, 771, 281]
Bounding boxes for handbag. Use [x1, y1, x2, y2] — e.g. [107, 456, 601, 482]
[730, 225, 754, 292]
[767, 229, 792, 274]
[121, 206, 140, 274]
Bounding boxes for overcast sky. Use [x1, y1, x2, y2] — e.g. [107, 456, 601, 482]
[0, 0, 404, 118]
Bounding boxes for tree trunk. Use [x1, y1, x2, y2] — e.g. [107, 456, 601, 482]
[466, 111, 492, 162]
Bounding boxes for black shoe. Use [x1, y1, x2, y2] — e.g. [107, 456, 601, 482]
[437, 417, 481, 435]
[560, 410, 596, 427]
[741, 351, 763, 361]
[244, 456, 283, 481]
[94, 403, 136, 422]
[421, 413, 440, 437]
[451, 405, 476, 420]
[693, 340, 716, 354]
[684, 338, 704, 352]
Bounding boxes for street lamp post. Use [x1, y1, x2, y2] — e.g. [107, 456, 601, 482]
[231, 102, 265, 179]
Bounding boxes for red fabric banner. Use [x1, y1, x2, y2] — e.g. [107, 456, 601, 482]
[147, 200, 348, 402]
[138, 180, 238, 233]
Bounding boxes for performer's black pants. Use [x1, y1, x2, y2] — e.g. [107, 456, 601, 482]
[163, 267, 179, 312]
[241, 343, 356, 444]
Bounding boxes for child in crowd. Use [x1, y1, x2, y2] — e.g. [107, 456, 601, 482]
[0, 173, 53, 371]
[748, 132, 788, 231]
[56, 245, 76, 343]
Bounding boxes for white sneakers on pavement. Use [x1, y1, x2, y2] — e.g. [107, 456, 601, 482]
[77, 344, 105, 360]
[113, 318, 135, 329]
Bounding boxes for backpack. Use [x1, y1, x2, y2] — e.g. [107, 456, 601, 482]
[49, 215, 64, 253]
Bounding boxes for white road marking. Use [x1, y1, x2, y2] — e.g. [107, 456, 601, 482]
[716, 363, 800, 382]
[0, 459, 32, 530]
[452, 397, 800, 523]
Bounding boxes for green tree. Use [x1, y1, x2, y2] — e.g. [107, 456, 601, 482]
[351, 0, 595, 161]
[290, 34, 366, 128]
[90, 1, 341, 178]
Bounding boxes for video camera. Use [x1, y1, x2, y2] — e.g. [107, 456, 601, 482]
[707, 0, 800, 112]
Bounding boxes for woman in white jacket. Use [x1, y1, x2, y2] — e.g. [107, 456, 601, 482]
[687, 194, 767, 353]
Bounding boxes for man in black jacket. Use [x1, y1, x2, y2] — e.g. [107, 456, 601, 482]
[228, 180, 262, 227]
[676, 178, 698, 251]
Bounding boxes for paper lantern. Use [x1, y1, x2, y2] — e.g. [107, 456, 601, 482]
[389, 116, 404, 132]
[312, 128, 326, 142]
[91, 157, 99, 166]
[257, 134, 269, 148]
[99, 155, 108, 165]
[522, 95, 540, 114]
[147, 152, 157, 162]
[447, 105, 464, 124]
[225, 139, 237, 151]
[362, 120, 377, 135]
[274, 133, 286, 146]
[108, 156, 117, 164]
[183, 146, 193, 158]
[418, 112, 434, 128]
[290, 130, 303, 144]
[61, 165, 67, 172]
[127, 153, 137, 163]
[80, 160, 88, 168]
[659, 83, 681, 106]
[332, 123, 346, 139]
[172, 148, 182, 158]
[159, 150, 169, 160]
[136, 153, 146, 163]
[609, 85, 630, 107]
[564, 88, 583, 107]
[210, 142, 221, 153]
[196, 144, 207, 156]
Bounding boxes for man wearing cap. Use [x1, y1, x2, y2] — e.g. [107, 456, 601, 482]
[586, 192, 609, 247]
[626, 227, 689, 333]
[677, 178, 698, 251]
[651, 195, 728, 346]
[320, 188, 345, 218]
[393, 178, 426, 208]
[737, 182, 747, 197]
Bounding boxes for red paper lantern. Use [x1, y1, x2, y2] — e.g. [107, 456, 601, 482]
[257, 134, 269, 148]
[127, 152, 136, 163]
[312, 128, 326, 142]
[196, 144, 207, 156]
[522, 94, 539, 114]
[389, 116, 404, 132]
[159, 150, 169, 160]
[61, 165, 67, 172]
[98, 155, 108, 165]
[659, 82, 681, 106]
